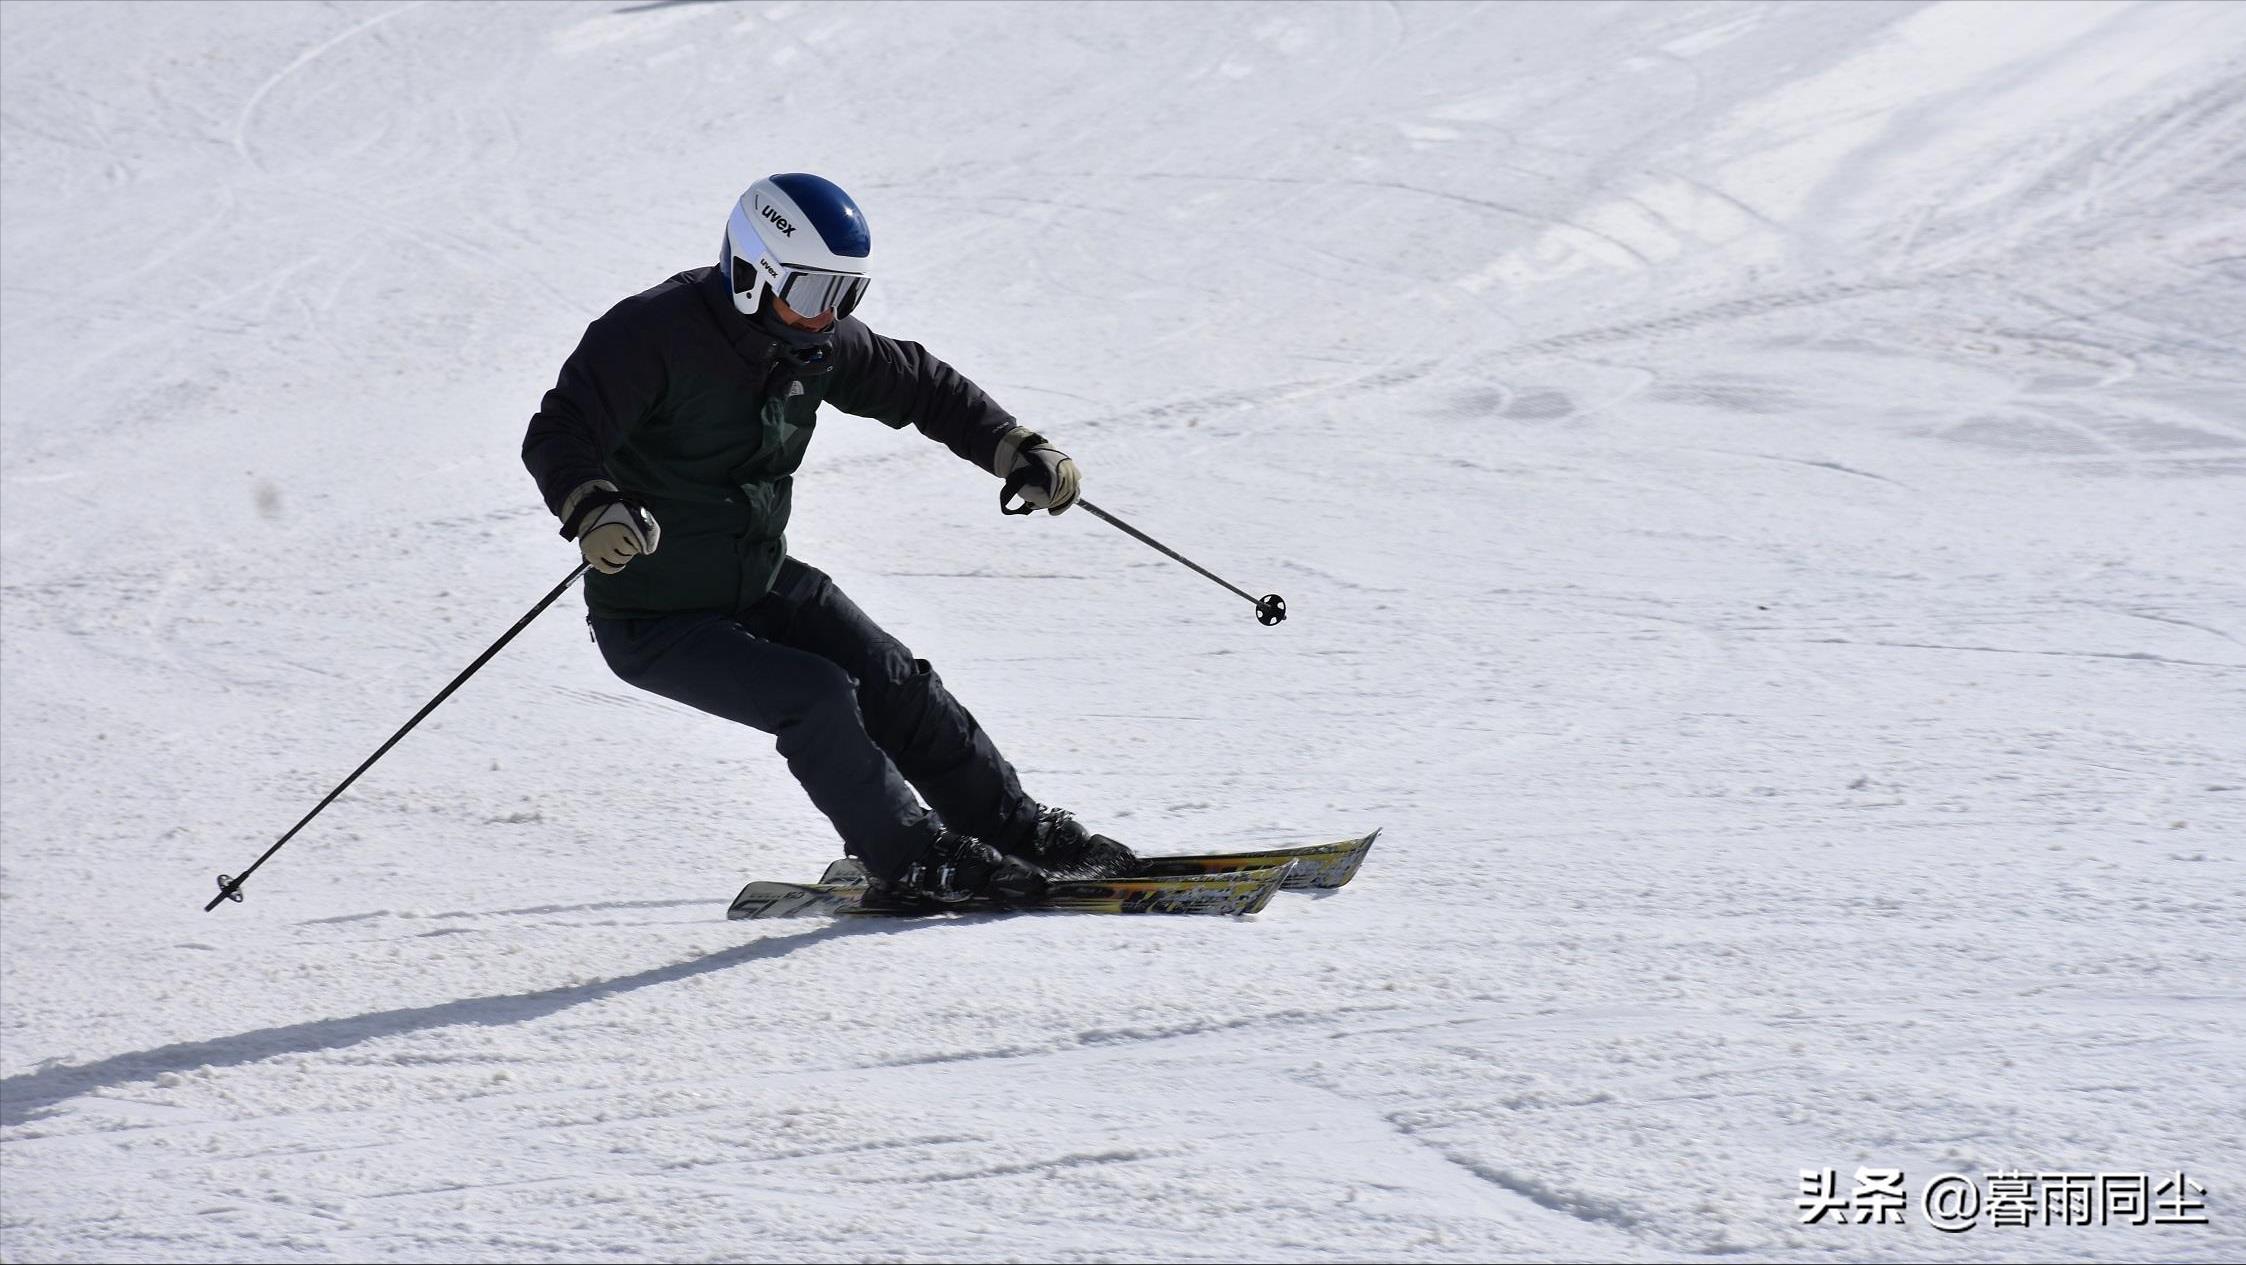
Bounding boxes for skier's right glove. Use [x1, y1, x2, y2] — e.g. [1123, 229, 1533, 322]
[993, 426, 1081, 516]
[559, 479, 660, 575]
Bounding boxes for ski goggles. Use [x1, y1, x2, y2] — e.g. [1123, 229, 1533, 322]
[736, 252, 869, 318]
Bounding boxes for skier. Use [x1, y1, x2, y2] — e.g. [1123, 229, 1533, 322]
[522, 172, 1135, 908]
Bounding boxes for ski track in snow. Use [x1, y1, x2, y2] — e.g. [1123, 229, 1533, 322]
[4, 1, 2245, 1261]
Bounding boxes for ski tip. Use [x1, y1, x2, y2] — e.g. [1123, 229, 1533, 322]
[1239, 866, 1286, 916]
[1327, 826, 1379, 888]
[1272, 828, 1379, 891]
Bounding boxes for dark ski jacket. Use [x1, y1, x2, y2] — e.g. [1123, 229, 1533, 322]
[522, 267, 1019, 619]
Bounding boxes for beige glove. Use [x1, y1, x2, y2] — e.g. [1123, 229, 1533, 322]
[561, 479, 661, 574]
[992, 425, 1081, 515]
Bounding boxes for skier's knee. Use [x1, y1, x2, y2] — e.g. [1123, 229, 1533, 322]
[861, 656, 941, 738]
[791, 658, 864, 723]
[773, 660, 877, 761]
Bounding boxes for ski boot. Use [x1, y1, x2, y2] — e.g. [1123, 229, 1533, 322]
[864, 829, 1051, 910]
[1000, 806, 1139, 880]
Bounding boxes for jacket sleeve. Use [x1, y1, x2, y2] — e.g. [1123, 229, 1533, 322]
[521, 314, 666, 519]
[823, 318, 1019, 474]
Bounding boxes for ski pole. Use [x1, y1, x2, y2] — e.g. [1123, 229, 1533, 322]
[1077, 498, 1287, 626]
[205, 561, 591, 912]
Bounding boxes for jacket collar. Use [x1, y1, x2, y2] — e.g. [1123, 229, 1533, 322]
[694, 266, 783, 369]
[693, 265, 838, 396]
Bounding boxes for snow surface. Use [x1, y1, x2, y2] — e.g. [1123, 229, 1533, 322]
[4, 1, 2244, 1260]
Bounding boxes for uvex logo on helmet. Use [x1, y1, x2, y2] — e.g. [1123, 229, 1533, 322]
[759, 203, 797, 236]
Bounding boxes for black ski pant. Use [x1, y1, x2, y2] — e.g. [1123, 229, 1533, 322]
[589, 558, 1038, 880]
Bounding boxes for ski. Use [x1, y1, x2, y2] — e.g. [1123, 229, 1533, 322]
[815, 828, 1379, 892]
[729, 865, 1289, 920]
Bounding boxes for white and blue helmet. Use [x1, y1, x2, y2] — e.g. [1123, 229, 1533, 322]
[721, 173, 872, 323]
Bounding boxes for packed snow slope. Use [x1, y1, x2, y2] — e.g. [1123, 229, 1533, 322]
[5, 2, 2244, 1260]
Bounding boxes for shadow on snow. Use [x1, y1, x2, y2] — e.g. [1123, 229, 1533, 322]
[0, 917, 944, 1129]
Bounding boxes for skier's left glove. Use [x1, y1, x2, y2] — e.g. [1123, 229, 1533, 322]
[994, 426, 1080, 516]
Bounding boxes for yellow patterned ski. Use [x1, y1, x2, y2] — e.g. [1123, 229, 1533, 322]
[728, 865, 1288, 920]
